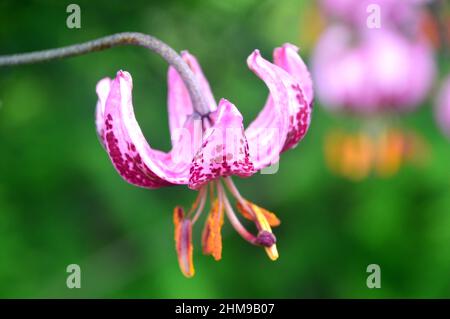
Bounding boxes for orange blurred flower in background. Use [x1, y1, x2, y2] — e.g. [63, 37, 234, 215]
[310, 0, 437, 180]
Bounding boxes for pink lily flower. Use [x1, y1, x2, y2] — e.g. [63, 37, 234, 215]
[312, 26, 435, 115]
[435, 76, 450, 138]
[95, 44, 313, 277]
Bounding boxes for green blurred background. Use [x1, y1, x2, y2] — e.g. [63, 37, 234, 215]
[0, 0, 449, 298]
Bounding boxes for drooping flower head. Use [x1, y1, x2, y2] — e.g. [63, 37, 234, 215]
[95, 44, 313, 277]
[435, 76, 450, 138]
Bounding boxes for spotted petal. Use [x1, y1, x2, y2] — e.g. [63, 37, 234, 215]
[189, 99, 255, 189]
[274, 43, 313, 106]
[273, 44, 313, 152]
[245, 48, 312, 170]
[98, 70, 194, 188]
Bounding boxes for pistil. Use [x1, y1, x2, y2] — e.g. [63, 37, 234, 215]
[218, 182, 258, 245]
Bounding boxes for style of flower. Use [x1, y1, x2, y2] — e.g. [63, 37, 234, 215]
[95, 44, 313, 277]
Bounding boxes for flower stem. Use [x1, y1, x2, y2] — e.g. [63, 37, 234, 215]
[0, 32, 210, 115]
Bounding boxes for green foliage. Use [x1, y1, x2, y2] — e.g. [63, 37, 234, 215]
[0, 0, 449, 298]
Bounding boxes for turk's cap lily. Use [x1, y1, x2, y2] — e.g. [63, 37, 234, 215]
[95, 44, 313, 277]
[95, 44, 312, 189]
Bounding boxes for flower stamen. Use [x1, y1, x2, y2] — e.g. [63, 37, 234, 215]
[237, 200, 281, 227]
[221, 178, 280, 260]
[246, 203, 279, 261]
[202, 182, 225, 260]
[173, 206, 195, 278]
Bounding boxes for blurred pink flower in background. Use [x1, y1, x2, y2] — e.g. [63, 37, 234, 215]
[319, 0, 430, 32]
[312, 26, 435, 114]
[313, 0, 436, 179]
[435, 76, 450, 138]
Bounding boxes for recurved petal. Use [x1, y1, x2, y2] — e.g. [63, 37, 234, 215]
[167, 51, 217, 144]
[182, 51, 217, 112]
[274, 43, 314, 105]
[244, 51, 289, 170]
[245, 49, 312, 170]
[189, 99, 256, 189]
[100, 70, 192, 188]
[95, 77, 112, 147]
[273, 44, 313, 152]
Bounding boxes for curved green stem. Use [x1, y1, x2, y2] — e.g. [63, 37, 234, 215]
[0, 32, 210, 115]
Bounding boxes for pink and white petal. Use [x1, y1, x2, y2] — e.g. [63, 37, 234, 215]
[245, 45, 313, 145]
[182, 51, 217, 112]
[189, 99, 255, 189]
[245, 51, 289, 169]
[167, 51, 217, 145]
[277, 80, 312, 152]
[280, 80, 312, 152]
[103, 70, 191, 188]
[274, 43, 314, 106]
[168, 66, 194, 146]
[273, 44, 313, 151]
[244, 97, 282, 165]
[245, 49, 312, 170]
[95, 77, 112, 147]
